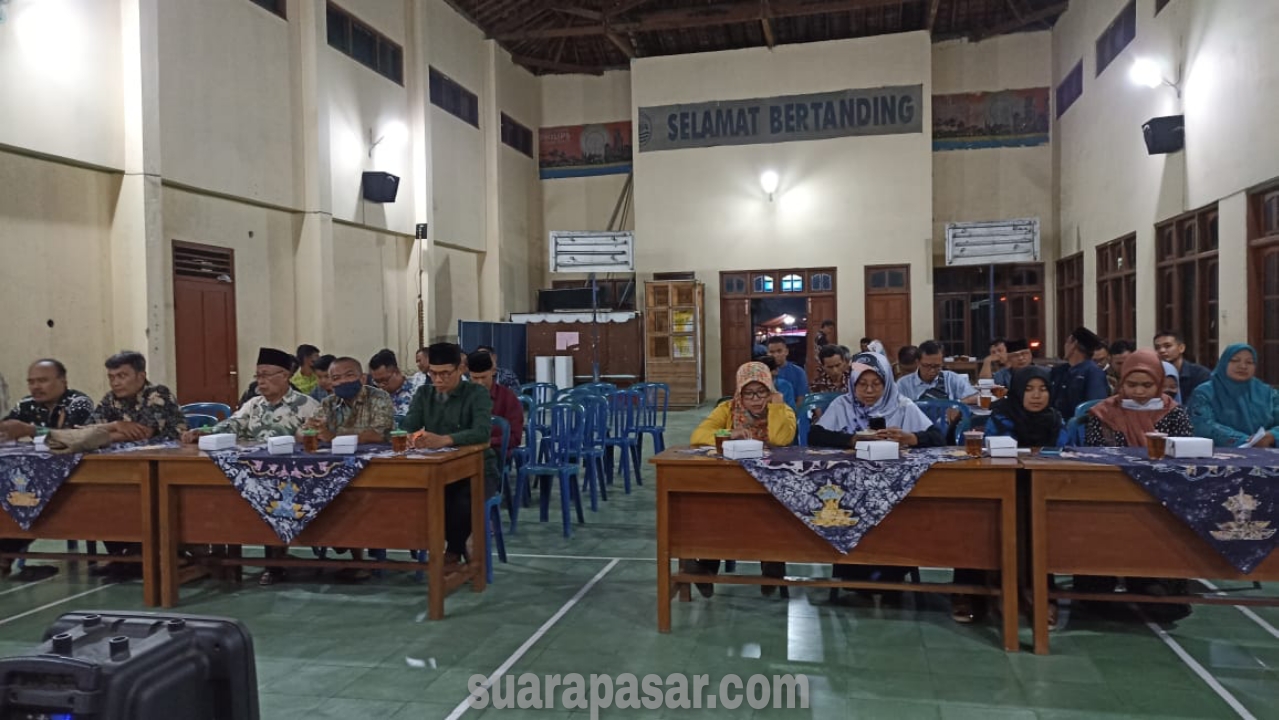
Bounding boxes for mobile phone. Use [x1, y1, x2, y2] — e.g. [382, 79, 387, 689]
[869, 417, 887, 431]
[1040, 447, 1063, 456]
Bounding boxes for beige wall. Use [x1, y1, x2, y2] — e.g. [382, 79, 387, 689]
[0, 0, 124, 169]
[1052, 0, 1279, 348]
[632, 34, 933, 390]
[432, 246, 481, 341]
[0, 149, 120, 400]
[496, 52, 543, 317]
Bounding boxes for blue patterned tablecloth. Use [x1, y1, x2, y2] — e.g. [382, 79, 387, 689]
[738, 446, 968, 554]
[0, 445, 83, 530]
[1064, 446, 1279, 574]
[205, 443, 457, 543]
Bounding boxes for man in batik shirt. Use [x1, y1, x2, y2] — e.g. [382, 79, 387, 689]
[0, 359, 95, 439]
[369, 348, 422, 418]
[811, 345, 851, 394]
[90, 351, 187, 443]
[180, 348, 318, 444]
[300, 357, 395, 443]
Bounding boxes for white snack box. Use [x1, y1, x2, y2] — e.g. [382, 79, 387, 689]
[267, 436, 296, 455]
[331, 435, 359, 455]
[723, 439, 764, 460]
[977, 378, 995, 388]
[32, 435, 48, 450]
[985, 436, 1016, 450]
[855, 440, 899, 461]
[990, 446, 1023, 459]
[1165, 437, 1213, 459]
[197, 433, 237, 451]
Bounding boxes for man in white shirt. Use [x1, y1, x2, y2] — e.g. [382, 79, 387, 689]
[896, 340, 979, 405]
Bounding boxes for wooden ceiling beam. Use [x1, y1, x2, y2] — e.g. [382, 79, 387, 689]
[969, 0, 1066, 40]
[925, 0, 941, 30]
[606, 0, 656, 18]
[761, 0, 777, 47]
[556, 6, 604, 21]
[606, 28, 637, 57]
[512, 54, 605, 75]
[497, 0, 903, 40]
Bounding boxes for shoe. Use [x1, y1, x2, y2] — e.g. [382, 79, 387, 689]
[682, 560, 713, 598]
[12, 566, 58, 582]
[951, 594, 977, 624]
[258, 570, 276, 586]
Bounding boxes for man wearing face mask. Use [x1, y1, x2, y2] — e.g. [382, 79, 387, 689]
[300, 357, 394, 444]
[401, 343, 496, 575]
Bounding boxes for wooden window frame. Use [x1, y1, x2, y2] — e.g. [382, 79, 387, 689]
[1096, 235, 1137, 345]
[1156, 204, 1220, 366]
[1248, 184, 1279, 384]
[327, 2, 404, 86]
[500, 112, 534, 158]
[932, 263, 1045, 358]
[430, 67, 479, 128]
[865, 265, 910, 295]
[1056, 253, 1083, 351]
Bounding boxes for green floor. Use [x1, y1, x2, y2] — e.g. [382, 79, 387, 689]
[1, 406, 1276, 718]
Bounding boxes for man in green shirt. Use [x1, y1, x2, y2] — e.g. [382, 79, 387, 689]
[402, 343, 496, 573]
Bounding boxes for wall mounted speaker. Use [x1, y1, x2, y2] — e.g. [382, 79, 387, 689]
[1142, 115, 1184, 155]
[362, 171, 400, 203]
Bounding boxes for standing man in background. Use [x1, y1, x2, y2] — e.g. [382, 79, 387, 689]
[766, 337, 809, 402]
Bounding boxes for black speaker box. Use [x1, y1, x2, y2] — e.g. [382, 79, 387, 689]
[1142, 115, 1184, 155]
[0, 611, 259, 720]
[362, 171, 400, 203]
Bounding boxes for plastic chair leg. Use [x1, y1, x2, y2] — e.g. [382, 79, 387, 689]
[630, 441, 643, 486]
[619, 444, 632, 495]
[538, 475, 552, 523]
[654, 431, 666, 455]
[510, 469, 530, 534]
[583, 456, 599, 512]
[558, 471, 573, 538]
[596, 456, 609, 502]
[369, 548, 387, 578]
[484, 503, 495, 585]
[567, 470, 585, 525]
[603, 447, 616, 486]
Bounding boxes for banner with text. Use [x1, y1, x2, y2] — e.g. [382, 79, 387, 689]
[637, 85, 923, 153]
[932, 87, 1050, 151]
[539, 122, 633, 179]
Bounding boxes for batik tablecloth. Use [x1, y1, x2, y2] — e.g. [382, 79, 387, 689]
[0, 445, 84, 530]
[738, 446, 967, 554]
[1064, 446, 1279, 573]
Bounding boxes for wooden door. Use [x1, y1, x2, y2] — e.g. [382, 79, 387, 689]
[806, 294, 837, 382]
[865, 265, 911, 361]
[719, 297, 751, 397]
[173, 242, 238, 407]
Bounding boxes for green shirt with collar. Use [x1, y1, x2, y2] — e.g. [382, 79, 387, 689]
[402, 380, 498, 496]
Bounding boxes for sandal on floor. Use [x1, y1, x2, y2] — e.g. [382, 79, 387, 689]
[258, 569, 285, 587]
[951, 594, 978, 624]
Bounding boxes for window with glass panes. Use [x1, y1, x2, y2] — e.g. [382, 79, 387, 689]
[1096, 235, 1137, 344]
[1056, 254, 1083, 350]
[933, 264, 1044, 358]
[1156, 206, 1219, 367]
[1249, 186, 1279, 384]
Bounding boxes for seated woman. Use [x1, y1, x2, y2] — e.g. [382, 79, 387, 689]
[809, 352, 942, 597]
[689, 362, 797, 598]
[1077, 349, 1192, 622]
[952, 366, 1065, 625]
[1190, 343, 1279, 447]
[1162, 361, 1182, 402]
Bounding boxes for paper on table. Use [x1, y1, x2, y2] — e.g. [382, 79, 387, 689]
[1242, 427, 1269, 448]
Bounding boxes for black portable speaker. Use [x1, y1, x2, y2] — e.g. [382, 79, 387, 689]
[1142, 115, 1184, 155]
[361, 171, 400, 203]
[0, 611, 259, 719]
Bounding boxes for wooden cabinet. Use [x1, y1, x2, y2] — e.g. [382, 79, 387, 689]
[644, 280, 705, 407]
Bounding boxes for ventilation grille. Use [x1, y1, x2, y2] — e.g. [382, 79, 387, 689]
[173, 243, 233, 281]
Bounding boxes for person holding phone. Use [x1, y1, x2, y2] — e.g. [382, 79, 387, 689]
[809, 352, 941, 595]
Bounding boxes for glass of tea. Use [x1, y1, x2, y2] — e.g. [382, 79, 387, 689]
[714, 430, 731, 455]
[963, 431, 985, 458]
[1145, 432, 1168, 460]
[391, 430, 409, 453]
[301, 429, 320, 454]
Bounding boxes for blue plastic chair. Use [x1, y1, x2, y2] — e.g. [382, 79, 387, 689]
[633, 382, 670, 460]
[915, 399, 973, 445]
[511, 396, 537, 510]
[602, 389, 644, 493]
[796, 392, 841, 446]
[1074, 399, 1104, 418]
[393, 413, 406, 430]
[184, 413, 219, 430]
[511, 402, 587, 538]
[1065, 416, 1086, 446]
[182, 403, 231, 421]
[573, 394, 610, 511]
[581, 382, 618, 396]
[520, 383, 557, 457]
[485, 416, 511, 583]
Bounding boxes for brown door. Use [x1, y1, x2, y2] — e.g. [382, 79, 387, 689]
[719, 297, 751, 397]
[173, 242, 239, 407]
[865, 265, 911, 361]
[806, 294, 837, 382]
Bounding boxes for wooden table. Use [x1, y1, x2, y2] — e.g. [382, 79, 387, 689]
[1025, 458, 1279, 654]
[152, 445, 488, 619]
[0, 454, 158, 606]
[652, 449, 1022, 651]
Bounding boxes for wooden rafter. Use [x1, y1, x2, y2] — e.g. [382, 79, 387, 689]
[606, 0, 656, 18]
[556, 6, 604, 21]
[513, 54, 605, 75]
[925, 0, 941, 30]
[760, 0, 776, 47]
[606, 28, 637, 57]
[969, 0, 1065, 40]
[496, 0, 905, 41]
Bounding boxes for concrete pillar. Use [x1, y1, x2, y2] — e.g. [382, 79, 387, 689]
[479, 41, 502, 322]
[407, 0, 435, 347]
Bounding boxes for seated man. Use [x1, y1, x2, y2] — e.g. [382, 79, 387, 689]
[181, 348, 318, 444]
[369, 349, 422, 417]
[475, 345, 522, 392]
[897, 341, 979, 405]
[467, 351, 524, 455]
[402, 343, 497, 574]
[88, 351, 187, 576]
[411, 346, 430, 387]
[310, 354, 336, 402]
[990, 339, 1032, 388]
[755, 356, 797, 410]
[291, 344, 321, 397]
[0, 359, 96, 439]
[300, 357, 395, 445]
[894, 345, 920, 380]
[90, 351, 186, 444]
[0, 358, 95, 579]
[811, 345, 850, 394]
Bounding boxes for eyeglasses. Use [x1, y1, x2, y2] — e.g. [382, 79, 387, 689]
[919, 363, 943, 371]
[427, 368, 459, 379]
[741, 390, 771, 400]
[253, 370, 288, 381]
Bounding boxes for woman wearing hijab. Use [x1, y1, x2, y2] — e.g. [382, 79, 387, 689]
[810, 352, 942, 449]
[1086, 350, 1193, 446]
[1190, 344, 1279, 447]
[983, 366, 1067, 447]
[811, 352, 941, 597]
[1161, 361, 1182, 402]
[954, 366, 1066, 625]
[688, 362, 797, 598]
[1075, 349, 1192, 621]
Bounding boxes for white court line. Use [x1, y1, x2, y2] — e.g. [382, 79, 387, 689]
[1198, 579, 1279, 641]
[1142, 612, 1256, 720]
[0, 576, 57, 597]
[443, 559, 620, 720]
[0, 584, 114, 629]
